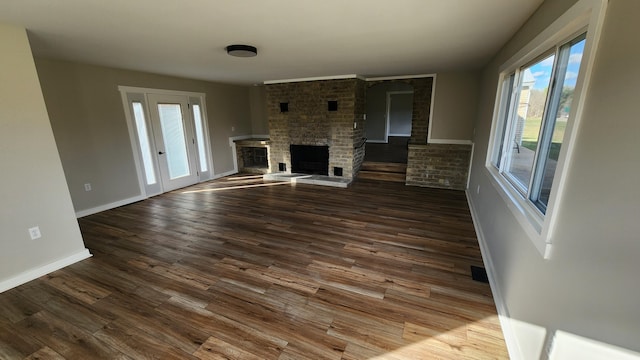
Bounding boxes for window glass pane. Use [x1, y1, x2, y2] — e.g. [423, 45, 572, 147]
[192, 104, 208, 172]
[505, 53, 555, 192]
[157, 103, 190, 179]
[132, 102, 156, 185]
[496, 74, 515, 167]
[535, 37, 586, 209]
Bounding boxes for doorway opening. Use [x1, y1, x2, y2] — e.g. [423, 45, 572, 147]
[364, 82, 413, 164]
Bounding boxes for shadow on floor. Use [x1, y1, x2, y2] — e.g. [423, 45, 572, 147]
[364, 136, 410, 163]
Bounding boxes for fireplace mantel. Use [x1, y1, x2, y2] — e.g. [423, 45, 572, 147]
[233, 138, 270, 147]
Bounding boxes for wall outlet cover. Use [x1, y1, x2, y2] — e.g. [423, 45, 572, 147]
[28, 226, 41, 240]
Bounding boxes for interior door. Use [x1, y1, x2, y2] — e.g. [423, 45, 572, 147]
[148, 94, 198, 192]
[386, 91, 413, 138]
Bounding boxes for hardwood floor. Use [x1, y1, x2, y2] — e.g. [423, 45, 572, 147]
[0, 175, 508, 359]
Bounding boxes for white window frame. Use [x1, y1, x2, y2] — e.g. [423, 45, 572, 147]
[485, 0, 607, 259]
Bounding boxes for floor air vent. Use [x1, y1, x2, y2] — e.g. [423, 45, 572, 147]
[470, 265, 489, 283]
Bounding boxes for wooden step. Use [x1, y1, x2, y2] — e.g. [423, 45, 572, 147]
[358, 170, 406, 182]
[360, 161, 407, 173]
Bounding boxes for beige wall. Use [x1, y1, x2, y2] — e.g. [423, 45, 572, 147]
[249, 85, 268, 135]
[430, 70, 480, 141]
[468, 0, 640, 357]
[0, 24, 87, 286]
[35, 58, 253, 213]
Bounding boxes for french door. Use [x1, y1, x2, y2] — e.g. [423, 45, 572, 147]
[123, 89, 211, 196]
[147, 94, 198, 192]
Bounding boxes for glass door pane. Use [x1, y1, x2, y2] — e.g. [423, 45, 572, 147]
[157, 103, 190, 180]
[132, 102, 157, 185]
[192, 104, 208, 172]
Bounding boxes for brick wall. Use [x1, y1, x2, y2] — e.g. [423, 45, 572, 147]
[266, 79, 362, 180]
[265, 75, 471, 190]
[406, 143, 472, 190]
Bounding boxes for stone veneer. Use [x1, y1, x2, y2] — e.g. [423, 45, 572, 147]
[266, 78, 366, 181]
[406, 143, 472, 190]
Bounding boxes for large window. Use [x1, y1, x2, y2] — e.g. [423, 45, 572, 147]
[492, 34, 586, 214]
[485, 0, 606, 259]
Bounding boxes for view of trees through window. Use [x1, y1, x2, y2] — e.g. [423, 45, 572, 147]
[521, 86, 574, 161]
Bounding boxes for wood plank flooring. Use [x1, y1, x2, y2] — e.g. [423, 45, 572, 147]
[0, 175, 508, 359]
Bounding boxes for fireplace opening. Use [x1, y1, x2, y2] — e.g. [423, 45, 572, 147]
[242, 147, 268, 168]
[290, 145, 329, 175]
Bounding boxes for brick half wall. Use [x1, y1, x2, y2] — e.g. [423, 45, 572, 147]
[406, 143, 472, 190]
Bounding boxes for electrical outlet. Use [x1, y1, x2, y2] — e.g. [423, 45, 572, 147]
[28, 226, 41, 240]
[231, 126, 235, 132]
[84, 183, 92, 191]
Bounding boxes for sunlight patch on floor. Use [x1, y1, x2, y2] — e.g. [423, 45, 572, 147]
[225, 174, 265, 181]
[180, 181, 290, 193]
[367, 316, 508, 359]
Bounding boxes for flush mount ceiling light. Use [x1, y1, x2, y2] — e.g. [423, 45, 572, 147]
[226, 44, 257, 57]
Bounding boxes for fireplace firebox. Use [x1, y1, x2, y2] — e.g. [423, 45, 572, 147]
[290, 145, 329, 175]
[242, 147, 268, 168]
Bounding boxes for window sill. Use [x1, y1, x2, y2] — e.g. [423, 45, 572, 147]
[485, 165, 552, 259]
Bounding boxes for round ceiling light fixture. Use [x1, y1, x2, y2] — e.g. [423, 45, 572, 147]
[226, 44, 257, 57]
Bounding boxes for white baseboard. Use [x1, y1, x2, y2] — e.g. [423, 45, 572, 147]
[466, 191, 523, 360]
[75, 195, 146, 218]
[0, 249, 92, 293]
[427, 138, 473, 145]
[549, 331, 640, 360]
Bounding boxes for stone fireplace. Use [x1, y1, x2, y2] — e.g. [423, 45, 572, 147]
[263, 76, 472, 190]
[234, 138, 270, 174]
[242, 147, 268, 168]
[266, 78, 366, 182]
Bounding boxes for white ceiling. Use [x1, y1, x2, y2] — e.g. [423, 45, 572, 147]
[0, 0, 543, 85]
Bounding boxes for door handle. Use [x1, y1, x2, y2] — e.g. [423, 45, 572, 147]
[158, 151, 165, 155]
